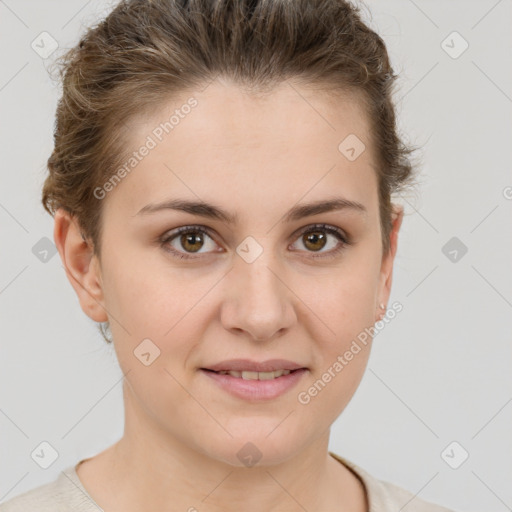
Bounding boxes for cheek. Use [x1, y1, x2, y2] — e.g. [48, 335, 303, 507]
[102, 257, 217, 378]
[102, 230, 381, 356]
[299, 254, 379, 400]
[296, 279, 374, 424]
[307, 258, 380, 341]
[101, 248, 197, 333]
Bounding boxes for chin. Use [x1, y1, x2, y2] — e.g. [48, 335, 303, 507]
[197, 429, 307, 469]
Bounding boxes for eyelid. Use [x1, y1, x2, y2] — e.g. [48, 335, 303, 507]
[290, 223, 350, 259]
[293, 223, 349, 244]
[159, 223, 350, 260]
[159, 224, 220, 259]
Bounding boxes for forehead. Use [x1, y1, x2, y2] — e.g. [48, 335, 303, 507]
[165, 78, 371, 154]
[106, 78, 378, 219]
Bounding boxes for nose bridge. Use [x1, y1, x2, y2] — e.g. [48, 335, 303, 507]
[222, 240, 294, 340]
[242, 254, 282, 302]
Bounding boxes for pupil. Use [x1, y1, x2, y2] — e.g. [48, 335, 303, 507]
[182, 232, 203, 252]
[304, 232, 326, 251]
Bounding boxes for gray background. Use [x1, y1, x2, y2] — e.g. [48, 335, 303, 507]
[1, 1, 511, 511]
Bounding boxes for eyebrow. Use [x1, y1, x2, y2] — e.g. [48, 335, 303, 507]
[135, 197, 367, 224]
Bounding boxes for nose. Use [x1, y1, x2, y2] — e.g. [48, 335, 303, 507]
[220, 251, 296, 342]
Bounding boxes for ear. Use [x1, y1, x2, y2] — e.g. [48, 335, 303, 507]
[376, 204, 404, 320]
[53, 208, 108, 323]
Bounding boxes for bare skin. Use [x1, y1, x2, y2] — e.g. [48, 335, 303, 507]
[54, 77, 403, 511]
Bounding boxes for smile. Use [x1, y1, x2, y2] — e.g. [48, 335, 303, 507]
[200, 368, 307, 401]
[214, 369, 293, 379]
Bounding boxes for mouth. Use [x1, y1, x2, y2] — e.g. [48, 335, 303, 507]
[200, 368, 302, 380]
[199, 367, 308, 401]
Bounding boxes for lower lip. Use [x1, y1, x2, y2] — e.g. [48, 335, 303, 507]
[200, 369, 308, 401]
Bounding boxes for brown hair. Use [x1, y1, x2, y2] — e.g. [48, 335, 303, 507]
[42, 0, 419, 340]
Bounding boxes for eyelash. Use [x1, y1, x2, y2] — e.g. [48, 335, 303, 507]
[160, 223, 350, 261]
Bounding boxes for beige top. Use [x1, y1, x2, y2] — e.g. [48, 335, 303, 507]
[0, 452, 457, 511]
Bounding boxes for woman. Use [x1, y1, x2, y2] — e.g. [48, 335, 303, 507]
[0, 0, 457, 510]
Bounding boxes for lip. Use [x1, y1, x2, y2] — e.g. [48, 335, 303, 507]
[200, 367, 308, 401]
[202, 359, 306, 372]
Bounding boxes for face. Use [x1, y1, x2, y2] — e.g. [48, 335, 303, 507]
[57, 78, 402, 468]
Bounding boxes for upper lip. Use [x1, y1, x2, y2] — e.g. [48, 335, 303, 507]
[202, 359, 306, 372]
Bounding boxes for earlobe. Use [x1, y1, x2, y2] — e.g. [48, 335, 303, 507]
[53, 209, 108, 323]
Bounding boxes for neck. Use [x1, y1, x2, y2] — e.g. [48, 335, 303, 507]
[78, 384, 367, 512]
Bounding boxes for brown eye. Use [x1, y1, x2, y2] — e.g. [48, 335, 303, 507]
[161, 226, 219, 259]
[180, 232, 205, 253]
[160, 223, 349, 261]
[290, 224, 348, 258]
[302, 231, 327, 252]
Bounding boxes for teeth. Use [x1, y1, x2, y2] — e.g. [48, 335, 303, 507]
[217, 369, 292, 379]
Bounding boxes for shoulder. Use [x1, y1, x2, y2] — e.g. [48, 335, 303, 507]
[0, 466, 102, 512]
[329, 452, 459, 512]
